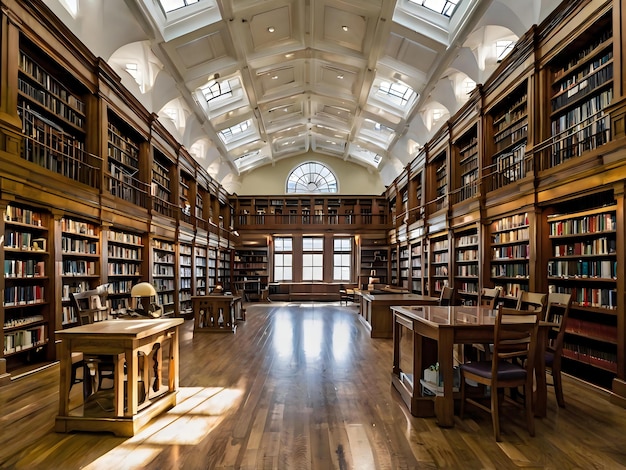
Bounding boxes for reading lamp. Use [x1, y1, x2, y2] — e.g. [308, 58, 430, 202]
[130, 282, 162, 318]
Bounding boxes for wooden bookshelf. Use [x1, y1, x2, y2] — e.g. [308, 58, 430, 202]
[179, 243, 193, 316]
[489, 212, 530, 302]
[433, 151, 447, 212]
[233, 248, 269, 298]
[428, 232, 450, 297]
[546, 192, 617, 388]
[410, 240, 423, 294]
[152, 238, 176, 316]
[454, 127, 479, 203]
[106, 113, 142, 202]
[152, 150, 173, 217]
[193, 245, 208, 296]
[399, 245, 409, 289]
[359, 246, 389, 289]
[548, 11, 613, 168]
[453, 226, 480, 306]
[390, 247, 398, 286]
[2, 203, 52, 374]
[105, 228, 143, 315]
[207, 247, 217, 293]
[60, 217, 100, 327]
[489, 82, 528, 191]
[218, 249, 232, 291]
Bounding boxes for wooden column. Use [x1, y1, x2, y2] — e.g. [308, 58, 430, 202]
[0, 7, 22, 155]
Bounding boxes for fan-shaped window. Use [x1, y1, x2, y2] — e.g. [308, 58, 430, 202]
[286, 162, 338, 194]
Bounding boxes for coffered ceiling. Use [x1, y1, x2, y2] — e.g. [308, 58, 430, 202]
[48, 0, 563, 191]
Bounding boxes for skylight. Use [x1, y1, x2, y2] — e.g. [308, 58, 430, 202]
[201, 78, 233, 103]
[234, 151, 265, 170]
[350, 146, 383, 168]
[409, 0, 459, 17]
[159, 0, 199, 13]
[218, 120, 251, 144]
[496, 40, 514, 62]
[377, 82, 417, 108]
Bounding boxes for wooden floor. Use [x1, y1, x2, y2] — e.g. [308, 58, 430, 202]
[2, 303, 626, 469]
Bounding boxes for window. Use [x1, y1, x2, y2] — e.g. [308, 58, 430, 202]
[333, 238, 352, 281]
[377, 81, 418, 108]
[408, 0, 459, 17]
[159, 0, 199, 13]
[274, 237, 292, 282]
[286, 162, 338, 194]
[302, 237, 323, 281]
[496, 40, 514, 62]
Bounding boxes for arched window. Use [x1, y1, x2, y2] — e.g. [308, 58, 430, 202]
[286, 162, 338, 194]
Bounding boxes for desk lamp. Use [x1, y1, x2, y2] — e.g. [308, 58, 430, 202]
[130, 282, 162, 318]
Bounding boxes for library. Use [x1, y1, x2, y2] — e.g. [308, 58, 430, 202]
[2, 0, 626, 467]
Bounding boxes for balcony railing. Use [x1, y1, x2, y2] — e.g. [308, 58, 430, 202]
[105, 173, 149, 208]
[236, 211, 388, 228]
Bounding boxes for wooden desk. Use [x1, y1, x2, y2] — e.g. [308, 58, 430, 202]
[390, 305, 553, 427]
[233, 279, 261, 301]
[192, 295, 243, 333]
[358, 293, 439, 338]
[55, 318, 183, 437]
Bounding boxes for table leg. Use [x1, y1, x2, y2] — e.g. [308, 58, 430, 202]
[534, 327, 549, 417]
[435, 330, 455, 427]
[58, 340, 71, 416]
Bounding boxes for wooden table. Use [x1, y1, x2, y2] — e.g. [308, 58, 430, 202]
[192, 295, 243, 333]
[390, 305, 554, 427]
[55, 318, 183, 437]
[357, 293, 439, 338]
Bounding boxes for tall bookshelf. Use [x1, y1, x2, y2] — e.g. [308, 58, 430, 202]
[433, 151, 447, 212]
[60, 217, 100, 326]
[152, 238, 176, 316]
[194, 245, 208, 296]
[2, 203, 52, 373]
[218, 249, 232, 291]
[390, 247, 398, 286]
[399, 245, 409, 289]
[106, 228, 143, 315]
[455, 127, 479, 202]
[107, 113, 141, 202]
[152, 150, 172, 216]
[17, 38, 88, 184]
[454, 226, 480, 306]
[548, 11, 613, 168]
[410, 240, 423, 294]
[546, 191, 617, 388]
[489, 212, 530, 301]
[360, 246, 389, 289]
[207, 247, 217, 293]
[429, 232, 449, 297]
[489, 82, 528, 190]
[233, 248, 269, 298]
[179, 243, 193, 316]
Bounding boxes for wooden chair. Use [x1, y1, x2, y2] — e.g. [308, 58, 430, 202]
[544, 292, 572, 408]
[460, 305, 540, 441]
[439, 286, 454, 306]
[480, 287, 500, 308]
[517, 291, 547, 316]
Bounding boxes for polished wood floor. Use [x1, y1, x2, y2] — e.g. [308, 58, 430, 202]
[2, 302, 626, 469]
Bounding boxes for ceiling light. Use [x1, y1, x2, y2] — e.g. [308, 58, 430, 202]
[337, 74, 344, 79]
[342, 25, 348, 32]
[268, 26, 275, 33]
[271, 75, 278, 80]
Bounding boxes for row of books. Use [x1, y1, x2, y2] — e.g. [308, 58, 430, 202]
[63, 260, 97, 276]
[547, 259, 616, 279]
[456, 265, 478, 277]
[492, 94, 527, 127]
[62, 237, 97, 254]
[153, 239, 175, 251]
[434, 266, 448, 276]
[107, 263, 141, 276]
[552, 28, 611, 79]
[566, 318, 617, 343]
[180, 254, 192, 266]
[549, 212, 615, 236]
[554, 50, 612, 93]
[550, 116, 610, 166]
[494, 122, 527, 153]
[180, 279, 192, 289]
[157, 292, 175, 305]
[155, 252, 175, 264]
[4, 285, 45, 306]
[108, 139, 139, 168]
[551, 61, 613, 111]
[492, 244, 529, 260]
[549, 285, 617, 309]
[61, 281, 90, 301]
[4, 206, 44, 226]
[491, 227, 529, 244]
[3, 325, 46, 355]
[107, 245, 141, 259]
[60, 305, 77, 325]
[491, 264, 528, 278]
[107, 231, 143, 245]
[4, 259, 45, 278]
[457, 282, 479, 294]
[553, 238, 616, 256]
[432, 253, 448, 263]
[3, 314, 44, 329]
[551, 90, 613, 134]
[108, 280, 135, 294]
[456, 234, 479, 247]
[492, 213, 528, 231]
[456, 249, 478, 261]
[61, 218, 96, 236]
[180, 267, 192, 277]
[562, 345, 617, 372]
[495, 283, 527, 298]
[19, 51, 85, 113]
[153, 265, 175, 277]
[18, 78, 84, 128]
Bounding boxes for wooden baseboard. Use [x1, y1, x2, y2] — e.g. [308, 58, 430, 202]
[611, 378, 626, 408]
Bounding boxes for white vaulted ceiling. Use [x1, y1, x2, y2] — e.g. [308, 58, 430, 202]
[46, 0, 563, 192]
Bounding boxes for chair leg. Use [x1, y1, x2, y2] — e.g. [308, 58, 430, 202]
[525, 383, 535, 437]
[460, 376, 466, 419]
[491, 386, 501, 441]
[554, 370, 565, 408]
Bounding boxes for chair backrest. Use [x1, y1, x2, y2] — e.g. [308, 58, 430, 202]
[439, 286, 454, 306]
[493, 305, 540, 373]
[480, 287, 500, 308]
[516, 291, 547, 316]
[545, 292, 572, 355]
[70, 287, 109, 325]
